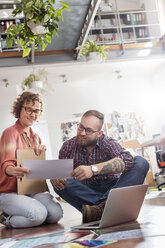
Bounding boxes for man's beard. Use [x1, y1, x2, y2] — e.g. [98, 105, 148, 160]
[77, 134, 97, 148]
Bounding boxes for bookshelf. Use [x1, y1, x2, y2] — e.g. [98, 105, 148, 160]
[88, 0, 161, 45]
[0, 1, 24, 52]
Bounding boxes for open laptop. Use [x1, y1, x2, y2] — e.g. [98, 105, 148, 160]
[72, 184, 148, 230]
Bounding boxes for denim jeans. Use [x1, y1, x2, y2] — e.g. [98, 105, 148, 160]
[53, 156, 149, 212]
[0, 192, 63, 228]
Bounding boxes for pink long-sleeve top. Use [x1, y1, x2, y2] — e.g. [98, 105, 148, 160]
[0, 120, 41, 193]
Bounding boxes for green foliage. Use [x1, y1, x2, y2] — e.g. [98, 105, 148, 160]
[76, 40, 107, 60]
[6, 0, 69, 57]
[22, 69, 48, 90]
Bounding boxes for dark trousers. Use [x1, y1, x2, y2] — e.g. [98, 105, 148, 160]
[53, 156, 149, 212]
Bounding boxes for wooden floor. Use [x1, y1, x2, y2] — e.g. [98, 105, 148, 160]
[1, 190, 165, 247]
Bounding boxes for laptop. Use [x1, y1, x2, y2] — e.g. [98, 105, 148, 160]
[72, 184, 148, 230]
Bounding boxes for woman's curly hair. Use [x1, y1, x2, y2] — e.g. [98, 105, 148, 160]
[11, 91, 44, 119]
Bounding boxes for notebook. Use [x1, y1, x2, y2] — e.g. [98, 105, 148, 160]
[72, 184, 148, 230]
[17, 149, 48, 195]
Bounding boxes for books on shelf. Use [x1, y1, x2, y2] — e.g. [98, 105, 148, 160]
[86, 5, 160, 45]
[0, 20, 15, 33]
[119, 10, 146, 26]
[132, 13, 145, 25]
[136, 27, 148, 38]
[126, 14, 132, 25]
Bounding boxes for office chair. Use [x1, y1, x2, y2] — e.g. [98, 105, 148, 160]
[155, 150, 165, 190]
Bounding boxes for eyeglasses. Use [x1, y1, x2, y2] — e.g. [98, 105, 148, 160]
[77, 123, 100, 135]
[22, 106, 42, 115]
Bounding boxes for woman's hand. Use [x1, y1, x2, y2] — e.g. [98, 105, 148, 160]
[5, 165, 29, 179]
[34, 144, 46, 156]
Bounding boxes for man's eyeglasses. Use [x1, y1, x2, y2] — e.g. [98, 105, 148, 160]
[22, 106, 42, 115]
[77, 123, 100, 135]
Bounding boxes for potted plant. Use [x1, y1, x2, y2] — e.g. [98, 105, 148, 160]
[21, 68, 48, 93]
[5, 0, 69, 57]
[76, 40, 107, 61]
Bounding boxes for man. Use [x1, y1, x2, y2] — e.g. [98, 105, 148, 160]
[51, 110, 149, 223]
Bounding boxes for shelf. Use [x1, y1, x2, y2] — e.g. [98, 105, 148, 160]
[95, 13, 116, 18]
[2, 47, 21, 51]
[91, 26, 118, 30]
[90, 29, 118, 34]
[0, 1, 16, 4]
[88, 0, 161, 47]
[95, 9, 158, 16]
[121, 24, 160, 28]
[0, 17, 24, 21]
[0, 1, 25, 53]
[90, 23, 160, 30]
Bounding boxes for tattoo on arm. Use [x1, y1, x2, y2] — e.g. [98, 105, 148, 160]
[100, 158, 125, 175]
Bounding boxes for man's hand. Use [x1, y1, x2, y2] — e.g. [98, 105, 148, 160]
[5, 165, 29, 179]
[71, 165, 93, 181]
[34, 144, 46, 156]
[51, 178, 66, 190]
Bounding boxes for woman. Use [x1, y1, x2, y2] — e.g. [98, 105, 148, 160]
[0, 92, 63, 228]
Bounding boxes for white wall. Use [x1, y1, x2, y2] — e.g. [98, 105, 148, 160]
[158, 0, 165, 35]
[0, 85, 17, 135]
[0, 56, 165, 175]
[116, 0, 140, 10]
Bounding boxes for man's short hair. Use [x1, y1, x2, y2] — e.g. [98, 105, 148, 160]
[83, 110, 104, 129]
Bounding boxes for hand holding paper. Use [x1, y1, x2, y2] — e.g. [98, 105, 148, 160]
[6, 165, 29, 179]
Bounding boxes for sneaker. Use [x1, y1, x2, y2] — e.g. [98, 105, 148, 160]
[82, 200, 106, 223]
[0, 212, 11, 228]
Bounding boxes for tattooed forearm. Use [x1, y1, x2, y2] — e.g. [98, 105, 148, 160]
[100, 158, 125, 175]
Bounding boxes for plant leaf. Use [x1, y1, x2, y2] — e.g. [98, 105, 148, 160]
[45, 34, 51, 43]
[23, 48, 31, 58]
[26, 12, 34, 19]
[44, 14, 50, 22]
[19, 38, 25, 47]
[42, 41, 47, 51]
[12, 8, 23, 16]
[6, 36, 13, 47]
[60, 1, 70, 11]
[54, 29, 59, 37]
[7, 0, 69, 58]
[25, 1, 33, 9]
[35, 0, 41, 8]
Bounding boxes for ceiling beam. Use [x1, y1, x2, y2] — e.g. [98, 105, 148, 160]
[0, 49, 74, 58]
[105, 41, 163, 50]
[0, 41, 163, 58]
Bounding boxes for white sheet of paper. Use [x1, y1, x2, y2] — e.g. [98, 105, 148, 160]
[23, 159, 73, 179]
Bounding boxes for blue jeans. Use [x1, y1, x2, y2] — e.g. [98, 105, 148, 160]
[0, 192, 63, 228]
[53, 156, 149, 212]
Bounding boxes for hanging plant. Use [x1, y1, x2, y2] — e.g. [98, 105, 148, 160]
[76, 40, 107, 61]
[21, 68, 48, 93]
[5, 0, 69, 57]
